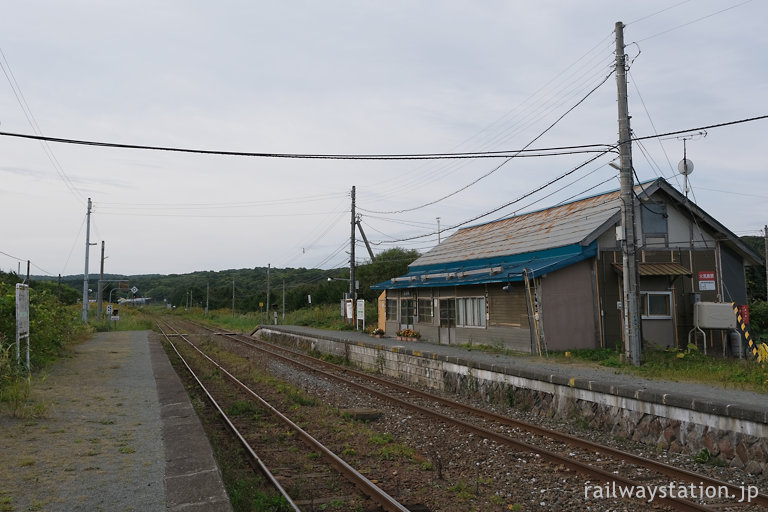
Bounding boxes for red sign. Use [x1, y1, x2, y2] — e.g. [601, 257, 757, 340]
[698, 271, 716, 291]
[737, 304, 750, 325]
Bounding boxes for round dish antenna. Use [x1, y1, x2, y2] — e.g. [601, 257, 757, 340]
[678, 158, 694, 175]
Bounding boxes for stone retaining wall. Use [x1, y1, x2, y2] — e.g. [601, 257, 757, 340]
[257, 329, 767, 474]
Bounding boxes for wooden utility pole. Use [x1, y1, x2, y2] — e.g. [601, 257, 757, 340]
[356, 215, 375, 261]
[82, 198, 92, 323]
[615, 22, 642, 365]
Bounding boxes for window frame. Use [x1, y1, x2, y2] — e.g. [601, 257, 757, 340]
[417, 298, 433, 324]
[386, 299, 398, 321]
[456, 296, 487, 328]
[640, 291, 673, 320]
[399, 298, 415, 325]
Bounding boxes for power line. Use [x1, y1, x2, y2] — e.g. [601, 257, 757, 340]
[370, 148, 617, 245]
[0, 129, 613, 161]
[0, 47, 84, 204]
[359, 69, 617, 215]
[0, 115, 763, 165]
[635, 0, 753, 42]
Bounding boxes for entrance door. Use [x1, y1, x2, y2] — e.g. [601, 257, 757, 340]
[399, 299, 414, 332]
[439, 298, 456, 345]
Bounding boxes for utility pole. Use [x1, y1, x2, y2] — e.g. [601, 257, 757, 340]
[616, 22, 642, 366]
[356, 215, 375, 261]
[97, 241, 105, 321]
[764, 224, 767, 301]
[350, 186, 356, 320]
[437, 217, 441, 244]
[82, 198, 93, 323]
[266, 263, 271, 320]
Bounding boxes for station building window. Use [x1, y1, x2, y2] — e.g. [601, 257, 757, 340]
[400, 299, 415, 325]
[457, 297, 486, 327]
[417, 298, 433, 323]
[640, 291, 672, 319]
[386, 299, 398, 321]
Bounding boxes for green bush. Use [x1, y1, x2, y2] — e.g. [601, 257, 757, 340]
[748, 299, 768, 337]
[0, 272, 88, 397]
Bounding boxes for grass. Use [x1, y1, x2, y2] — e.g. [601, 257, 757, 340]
[548, 345, 768, 392]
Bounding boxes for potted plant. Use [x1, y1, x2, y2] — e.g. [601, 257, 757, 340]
[370, 327, 385, 338]
[398, 329, 420, 341]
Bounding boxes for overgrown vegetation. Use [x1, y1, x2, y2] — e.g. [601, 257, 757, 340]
[559, 344, 768, 392]
[0, 271, 89, 415]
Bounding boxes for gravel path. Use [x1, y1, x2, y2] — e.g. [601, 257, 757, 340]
[0, 331, 165, 512]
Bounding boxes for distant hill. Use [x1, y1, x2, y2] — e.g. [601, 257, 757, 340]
[32, 247, 421, 313]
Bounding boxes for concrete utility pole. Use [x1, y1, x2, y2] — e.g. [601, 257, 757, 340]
[350, 186, 356, 309]
[97, 241, 105, 321]
[82, 198, 93, 323]
[615, 22, 642, 366]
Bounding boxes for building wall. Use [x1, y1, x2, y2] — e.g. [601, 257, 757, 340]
[540, 259, 598, 350]
[382, 285, 532, 351]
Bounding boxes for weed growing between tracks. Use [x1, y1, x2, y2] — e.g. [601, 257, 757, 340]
[160, 337, 293, 512]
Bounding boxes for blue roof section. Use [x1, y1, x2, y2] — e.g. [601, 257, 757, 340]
[372, 242, 597, 290]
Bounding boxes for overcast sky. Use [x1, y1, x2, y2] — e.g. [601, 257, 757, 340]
[1, 1, 765, 277]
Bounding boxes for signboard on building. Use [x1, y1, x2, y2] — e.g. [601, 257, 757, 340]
[698, 271, 716, 291]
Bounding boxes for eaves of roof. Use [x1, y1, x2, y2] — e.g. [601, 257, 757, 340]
[371, 242, 597, 290]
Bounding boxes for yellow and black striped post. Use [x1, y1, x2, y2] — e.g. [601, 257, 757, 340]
[732, 302, 758, 358]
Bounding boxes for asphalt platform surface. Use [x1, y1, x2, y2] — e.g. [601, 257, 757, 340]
[0, 330, 231, 512]
[259, 324, 768, 424]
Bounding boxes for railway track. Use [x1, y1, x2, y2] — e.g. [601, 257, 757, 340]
[169, 318, 767, 512]
[157, 320, 413, 512]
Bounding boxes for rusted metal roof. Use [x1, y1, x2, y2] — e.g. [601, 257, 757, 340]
[612, 262, 692, 276]
[413, 187, 624, 267]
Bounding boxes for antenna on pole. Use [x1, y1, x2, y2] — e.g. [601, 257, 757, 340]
[678, 139, 694, 200]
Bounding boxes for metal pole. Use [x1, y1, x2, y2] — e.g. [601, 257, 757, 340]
[82, 198, 92, 323]
[350, 186, 356, 322]
[615, 22, 642, 365]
